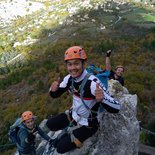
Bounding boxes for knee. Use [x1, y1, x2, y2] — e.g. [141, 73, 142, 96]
[46, 118, 54, 131]
[57, 147, 66, 154]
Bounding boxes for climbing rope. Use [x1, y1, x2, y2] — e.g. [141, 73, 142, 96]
[140, 127, 155, 136]
[43, 140, 56, 155]
[0, 143, 15, 151]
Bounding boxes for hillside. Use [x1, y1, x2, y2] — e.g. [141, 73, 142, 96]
[0, 0, 155, 154]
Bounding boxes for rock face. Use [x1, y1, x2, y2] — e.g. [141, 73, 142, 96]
[36, 79, 140, 155]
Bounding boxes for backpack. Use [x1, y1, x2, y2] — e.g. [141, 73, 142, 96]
[86, 64, 110, 90]
[8, 117, 22, 145]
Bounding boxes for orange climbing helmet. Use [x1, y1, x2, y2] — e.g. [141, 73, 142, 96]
[115, 65, 124, 72]
[21, 111, 34, 121]
[64, 46, 87, 61]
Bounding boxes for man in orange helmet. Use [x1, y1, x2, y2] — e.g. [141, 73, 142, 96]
[16, 111, 51, 155]
[46, 46, 120, 154]
[106, 50, 125, 86]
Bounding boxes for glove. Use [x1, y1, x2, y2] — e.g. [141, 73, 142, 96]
[106, 50, 112, 57]
[27, 133, 35, 142]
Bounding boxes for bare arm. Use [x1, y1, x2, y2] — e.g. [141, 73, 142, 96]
[105, 50, 112, 71]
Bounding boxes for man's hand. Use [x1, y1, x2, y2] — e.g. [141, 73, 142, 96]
[27, 133, 35, 143]
[106, 50, 112, 57]
[32, 128, 38, 135]
[95, 83, 104, 102]
[26, 128, 38, 143]
[50, 77, 61, 92]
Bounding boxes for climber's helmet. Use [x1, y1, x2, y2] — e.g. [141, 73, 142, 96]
[64, 46, 87, 61]
[21, 111, 35, 122]
[115, 65, 124, 72]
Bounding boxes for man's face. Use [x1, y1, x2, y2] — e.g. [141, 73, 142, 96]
[115, 67, 124, 77]
[66, 59, 83, 78]
[24, 118, 35, 129]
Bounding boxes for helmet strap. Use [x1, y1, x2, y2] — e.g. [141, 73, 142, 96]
[81, 60, 86, 71]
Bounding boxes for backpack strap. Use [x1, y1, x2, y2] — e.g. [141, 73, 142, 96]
[80, 73, 92, 110]
[80, 73, 98, 115]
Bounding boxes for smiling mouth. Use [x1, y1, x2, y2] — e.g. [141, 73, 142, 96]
[72, 72, 77, 74]
[70, 70, 78, 74]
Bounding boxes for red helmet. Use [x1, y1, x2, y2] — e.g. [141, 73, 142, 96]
[115, 65, 124, 71]
[64, 46, 87, 61]
[21, 111, 34, 121]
